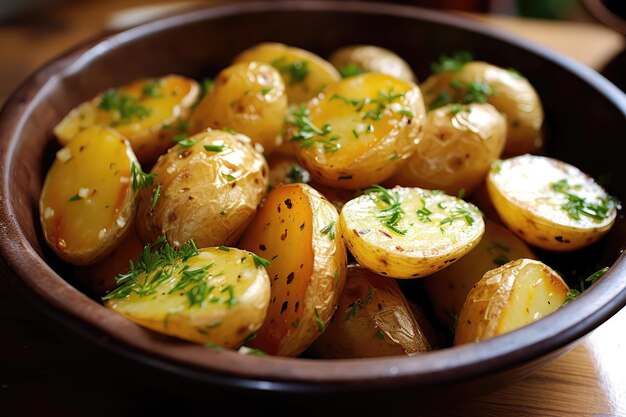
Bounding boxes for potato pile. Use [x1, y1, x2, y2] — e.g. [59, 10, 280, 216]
[41, 43, 619, 357]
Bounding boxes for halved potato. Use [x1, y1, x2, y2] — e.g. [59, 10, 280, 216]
[233, 42, 341, 104]
[54, 75, 200, 166]
[135, 129, 268, 248]
[423, 218, 537, 327]
[188, 62, 288, 154]
[329, 44, 417, 82]
[385, 103, 506, 196]
[287, 73, 425, 189]
[487, 154, 618, 251]
[454, 258, 569, 345]
[238, 183, 348, 356]
[339, 186, 484, 278]
[104, 243, 271, 347]
[310, 265, 430, 358]
[40, 126, 138, 265]
[421, 61, 543, 157]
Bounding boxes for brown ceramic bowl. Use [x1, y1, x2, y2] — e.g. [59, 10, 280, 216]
[1, 1, 625, 412]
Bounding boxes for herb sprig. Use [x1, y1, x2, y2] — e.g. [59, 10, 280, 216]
[550, 179, 617, 222]
[364, 185, 407, 235]
[130, 162, 156, 191]
[288, 107, 339, 152]
[99, 89, 151, 122]
[431, 51, 473, 73]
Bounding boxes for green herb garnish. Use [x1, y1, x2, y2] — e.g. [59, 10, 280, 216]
[98, 89, 151, 122]
[68, 194, 81, 202]
[288, 106, 339, 153]
[142, 81, 161, 97]
[130, 162, 156, 191]
[364, 185, 407, 235]
[339, 62, 364, 78]
[271, 57, 310, 85]
[151, 183, 161, 209]
[320, 221, 336, 241]
[562, 289, 581, 306]
[251, 253, 270, 268]
[550, 179, 617, 221]
[431, 51, 473, 73]
[586, 267, 609, 285]
[344, 289, 375, 320]
[203, 145, 225, 153]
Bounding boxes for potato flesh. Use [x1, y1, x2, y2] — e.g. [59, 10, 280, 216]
[328, 45, 417, 82]
[134, 130, 268, 248]
[54, 75, 199, 165]
[487, 154, 616, 251]
[293, 73, 425, 189]
[311, 266, 430, 358]
[233, 42, 341, 104]
[421, 61, 543, 157]
[386, 103, 506, 196]
[423, 219, 537, 326]
[239, 184, 347, 356]
[340, 187, 484, 278]
[40, 126, 137, 265]
[188, 62, 287, 154]
[454, 258, 569, 344]
[105, 247, 270, 347]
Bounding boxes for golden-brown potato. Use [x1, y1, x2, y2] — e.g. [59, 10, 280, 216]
[233, 42, 341, 104]
[310, 265, 430, 358]
[238, 183, 347, 356]
[54, 75, 200, 166]
[40, 126, 138, 265]
[308, 181, 360, 213]
[329, 44, 417, 82]
[287, 73, 425, 189]
[487, 154, 618, 251]
[423, 219, 537, 327]
[454, 258, 569, 345]
[104, 243, 270, 347]
[385, 103, 506, 196]
[421, 61, 544, 157]
[74, 229, 144, 296]
[339, 186, 484, 278]
[266, 154, 310, 189]
[188, 62, 287, 154]
[135, 130, 268, 248]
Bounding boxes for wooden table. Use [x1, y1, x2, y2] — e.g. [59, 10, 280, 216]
[1, 2, 625, 416]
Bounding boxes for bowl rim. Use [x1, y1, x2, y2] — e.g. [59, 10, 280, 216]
[1, 0, 626, 392]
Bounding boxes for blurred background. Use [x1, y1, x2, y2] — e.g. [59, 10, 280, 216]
[0, 0, 624, 103]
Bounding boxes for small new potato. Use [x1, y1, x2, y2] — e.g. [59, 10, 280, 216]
[239, 183, 348, 356]
[329, 44, 417, 82]
[454, 258, 570, 345]
[135, 130, 268, 248]
[233, 42, 340, 104]
[386, 103, 506, 196]
[424, 219, 537, 327]
[40, 126, 138, 265]
[339, 186, 484, 278]
[104, 244, 271, 347]
[188, 62, 287, 154]
[421, 61, 544, 157]
[487, 154, 618, 251]
[266, 154, 310, 189]
[54, 75, 200, 166]
[310, 265, 430, 358]
[288, 73, 425, 189]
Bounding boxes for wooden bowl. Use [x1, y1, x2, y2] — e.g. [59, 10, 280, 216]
[1, 1, 625, 412]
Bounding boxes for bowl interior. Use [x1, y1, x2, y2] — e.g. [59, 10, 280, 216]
[1, 0, 626, 393]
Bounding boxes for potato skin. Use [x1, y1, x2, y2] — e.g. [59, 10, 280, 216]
[188, 62, 287, 154]
[310, 265, 430, 358]
[266, 154, 310, 189]
[487, 154, 617, 251]
[454, 258, 569, 345]
[40, 126, 137, 265]
[386, 103, 506, 196]
[233, 42, 341, 104]
[239, 183, 347, 356]
[54, 75, 200, 166]
[329, 45, 417, 82]
[423, 219, 537, 327]
[421, 61, 543, 157]
[135, 130, 268, 248]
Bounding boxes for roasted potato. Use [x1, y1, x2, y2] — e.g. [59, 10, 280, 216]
[329, 44, 417, 82]
[239, 183, 347, 356]
[454, 258, 569, 345]
[266, 154, 310, 189]
[233, 42, 341, 104]
[308, 181, 360, 213]
[421, 61, 544, 157]
[40, 126, 138, 265]
[135, 130, 268, 248]
[386, 103, 506, 196]
[287, 73, 425, 189]
[188, 62, 287, 154]
[54, 75, 200, 166]
[487, 154, 618, 251]
[310, 265, 430, 358]
[424, 219, 537, 327]
[339, 186, 484, 278]
[104, 242, 271, 347]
